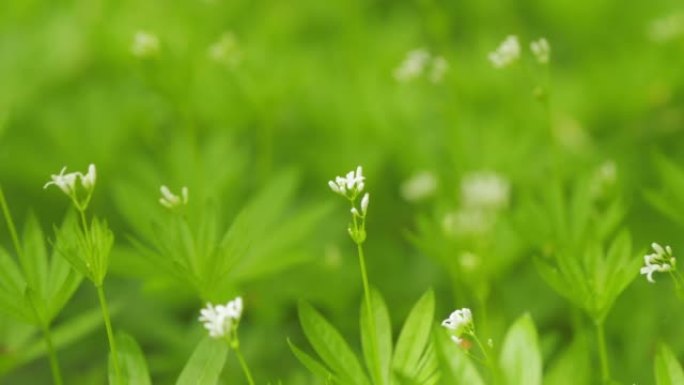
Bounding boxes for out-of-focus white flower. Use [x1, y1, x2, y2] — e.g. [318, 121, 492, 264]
[131, 31, 160, 58]
[442, 308, 474, 345]
[458, 251, 480, 271]
[530, 38, 550, 64]
[328, 166, 365, 199]
[429, 56, 449, 83]
[400, 171, 437, 202]
[649, 13, 684, 43]
[488, 35, 520, 68]
[81, 164, 97, 190]
[442, 209, 494, 238]
[590, 160, 617, 198]
[394, 48, 431, 82]
[198, 297, 243, 339]
[159, 185, 189, 209]
[461, 171, 510, 211]
[208, 32, 241, 67]
[44, 167, 80, 195]
[641, 243, 676, 283]
[360, 193, 369, 215]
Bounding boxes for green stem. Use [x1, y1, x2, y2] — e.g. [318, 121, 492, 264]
[356, 242, 382, 384]
[595, 321, 611, 383]
[0, 186, 24, 260]
[41, 324, 64, 385]
[234, 346, 255, 385]
[96, 285, 120, 381]
[471, 333, 500, 385]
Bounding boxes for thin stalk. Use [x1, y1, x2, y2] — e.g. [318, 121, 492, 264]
[356, 242, 382, 384]
[471, 333, 500, 385]
[0, 186, 24, 260]
[96, 285, 120, 380]
[234, 347, 255, 385]
[41, 324, 64, 385]
[595, 321, 611, 383]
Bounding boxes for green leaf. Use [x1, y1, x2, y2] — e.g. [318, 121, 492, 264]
[360, 288, 392, 385]
[434, 328, 483, 385]
[110, 332, 152, 385]
[655, 344, 684, 385]
[288, 338, 335, 382]
[20, 214, 48, 303]
[298, 301, 370, 385]
[176, 337, 229, 385]
[499, 313, 542, 385]
[393, 289, 434, 379]
[543, 334, 590, 385]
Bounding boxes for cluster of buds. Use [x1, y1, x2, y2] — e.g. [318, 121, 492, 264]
[199, 296, 243, 343]
[329, 166, 370, 244]
[641, 243, 676, 283]
[159, 185, 189, 210]
[441, 308, 474, 346]
[44, 164, 97, 211]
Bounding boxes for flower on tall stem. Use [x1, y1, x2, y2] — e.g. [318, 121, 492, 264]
[44, 164, 97, 211]
[199, 297, 243, 341]
[641, 243, 676, 283]
[488, 35, 520, 68]
[442, 308, 474, 345]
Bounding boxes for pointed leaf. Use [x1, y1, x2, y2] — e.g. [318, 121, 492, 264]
[360, 288, 392, 385]
[20, 214, 48, 302]
[393, 289, 434, 378]
[655, 344, 684, 385]
[288, 338, 334, 381]
[434, 328, 483, 385]
[499, 313, 542, 385]
[110, 332, 151, 385]
[298, 301, 369, 385]
[176, 337, 229, 385]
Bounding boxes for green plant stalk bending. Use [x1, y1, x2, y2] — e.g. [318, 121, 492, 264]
[96, 285, 121, 381]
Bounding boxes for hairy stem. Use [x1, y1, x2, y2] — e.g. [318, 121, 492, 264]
[96, 285, 120, 381]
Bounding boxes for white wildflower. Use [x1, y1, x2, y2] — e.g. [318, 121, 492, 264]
[198, 297, 243, 339]
[488, 35, 520, 68]
[442, 308, 474, 345]
[641, 243, 676, 283]
[429, 56, 449, 83]
[461, 171, 510, 211]
[328, 166, 365, 199]
[208, 32, 241, 67]
[131, 31, 160, 58]
[400, 171, 437, 202]
[44, 167, 79, 195]
[81, 164, 97, 190]
[159, 185, 189, 209]
[530, 38, 550, 64]
[394, 48, 431, 82]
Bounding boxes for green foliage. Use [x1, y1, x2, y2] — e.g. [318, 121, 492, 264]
[175, 337, 229, 385]
[654, 344, 684, 385]
[109, 333, 152, 385]
[499, 314, 542, 385]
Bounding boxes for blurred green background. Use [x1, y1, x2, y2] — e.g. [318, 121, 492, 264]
[1, 0, 684, 383]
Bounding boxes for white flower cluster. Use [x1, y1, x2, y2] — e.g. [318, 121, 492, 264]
[208, 32, 242, 67]
[488, 35, 521, 68]
[159, 185, 189, 209]
[442, 171, 510, 238]
[641, 243, 676, 283]
[441, 308, 473, 345]
[394, 48, 449, 83]
[489, 35, 551, 68]
[400, 171, 438, 202]
[329, 166, 366, 200]
[198, 297, 243, 339]
[530, 38, 550, 64]
[131, 31, 160, 58]
[44, 164, 97, 210]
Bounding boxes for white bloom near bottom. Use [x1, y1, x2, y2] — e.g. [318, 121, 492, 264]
[199, 297, 243, 339]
